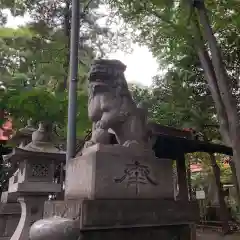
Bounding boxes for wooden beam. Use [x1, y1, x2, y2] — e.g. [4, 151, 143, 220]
[153, 135, 233, 159]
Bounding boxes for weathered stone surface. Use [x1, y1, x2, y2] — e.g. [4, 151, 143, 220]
[79, 225, 192, 240]
[24, 123, 64, 154]
[8, 150, 62, 195]
[3, 216, 20, 239]
[65, 144, 174, 200]
[8, 182, 61, 194]
[10, 196, 46, 240]
[3, 121, 65, 240]
[86, 59, 150, 149]
[30, 219, 192, 240]
[29, 217, 80, 240]
[1, 192, 19, 203]
[41, 199, 199, 230]
[0, 203, 21, 239]
[0, 203, 20, 215]
[43, 200, 82, 220]
[81, 199, 199, 230]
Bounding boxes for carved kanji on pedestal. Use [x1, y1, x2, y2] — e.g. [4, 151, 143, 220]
[114, 161, 158, 195]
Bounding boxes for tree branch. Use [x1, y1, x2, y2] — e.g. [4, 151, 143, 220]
[83, 0, 94, 14]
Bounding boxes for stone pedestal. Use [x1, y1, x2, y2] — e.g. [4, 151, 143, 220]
[30, 199, 198, 240]
[77, 225, 191, 240]
[65, 144, 174, 200]
[10, 196, 46, 240]
[29, 59, 200, 240]
[44, 199, 199, 228]
[1, 192, 19, 204]
[30, 144, 199, 240]
[0, 202, 21, 240]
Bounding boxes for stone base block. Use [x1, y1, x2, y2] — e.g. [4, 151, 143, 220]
[8, 182, 62, 194]
[44, 199, 199, 229]
[10, 196, 47, 240]
[80, 225, 192, 240]
[1, 192, 19, 203]
[65, 144, 174, 200]
[37, 199, 199, 240]
[0, 203, 21, 239]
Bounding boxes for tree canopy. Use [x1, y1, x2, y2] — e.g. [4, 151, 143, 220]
[0, 0, 131, 135]
[0, 0, 133, 193]
[122, 0, 240, 210]
[110, 0, 240, 145]
[1, 0, 240, 203]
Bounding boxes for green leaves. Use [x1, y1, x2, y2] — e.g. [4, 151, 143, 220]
[8, 89, 65, 122]
[76, 93, 91, 136]
[0, 23, 91, 136]
[111, 0, 240, 141]
[1, 87, 90, 137]
[0, 27, 33, 38]
[129, 53, 218, 140]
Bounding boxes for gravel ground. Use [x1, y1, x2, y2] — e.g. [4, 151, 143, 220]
[197, 230, 240, 240]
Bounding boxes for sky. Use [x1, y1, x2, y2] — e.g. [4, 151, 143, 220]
[4, 10, 159, 87]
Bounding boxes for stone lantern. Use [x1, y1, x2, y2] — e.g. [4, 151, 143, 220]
[6, 122, 65, 240]
[7, 119, 37, 148]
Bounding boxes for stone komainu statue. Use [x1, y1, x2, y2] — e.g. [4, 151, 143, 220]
[85, 59, 149, 148]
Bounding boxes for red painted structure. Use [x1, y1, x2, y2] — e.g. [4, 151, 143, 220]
[0, 115, 13, 141]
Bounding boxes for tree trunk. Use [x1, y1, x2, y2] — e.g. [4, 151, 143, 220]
[191, 13, 230, 145]
[194, 1, 240, 190]
[209, 153, 230, 234]
[229, 159, 240, 207]
[190, 2, 240, 204]
[195, 45, 240, 198]
[197, 48, 231, 144]
[195, 1, 239, 127]
[192, 13, 240, 200]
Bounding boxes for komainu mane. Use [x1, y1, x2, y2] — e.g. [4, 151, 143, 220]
[85, 59, 150, 148]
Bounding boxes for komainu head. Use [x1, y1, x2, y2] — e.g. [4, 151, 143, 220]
[88, 59, 132, 99]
